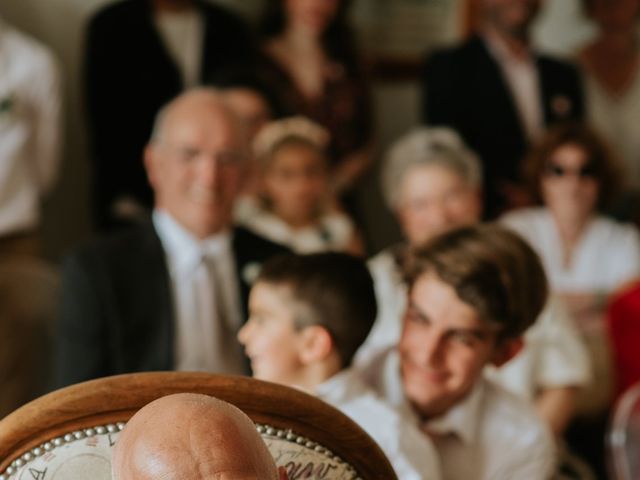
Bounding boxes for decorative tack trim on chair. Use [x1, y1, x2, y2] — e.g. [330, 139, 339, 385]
[1, 423, 361, 480]
[0, 422, 125, 479]
[257, 424, 361, 480]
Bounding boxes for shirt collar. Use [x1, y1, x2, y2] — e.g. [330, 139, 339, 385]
[152, 209, 232, 276]
[381, 348, 483, 445]
[483, 31, 534, 67]
[421, 380, 485, 444]
[314, 369, 351, 401]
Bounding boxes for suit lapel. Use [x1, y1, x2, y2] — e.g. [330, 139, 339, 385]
[471, 36, 527, 143]
[135, 223, 175, 369]
[231, 227, 250, 321]
[139, 0, 183, 90]
[537, 56, 577, 125]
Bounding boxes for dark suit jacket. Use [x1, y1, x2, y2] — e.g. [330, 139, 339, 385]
[422, 35, 585, 217]
[84, 0, 257, 230]
[54, 222, 289, 387]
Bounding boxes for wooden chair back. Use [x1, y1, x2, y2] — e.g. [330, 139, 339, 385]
[0, 372, 397, 479]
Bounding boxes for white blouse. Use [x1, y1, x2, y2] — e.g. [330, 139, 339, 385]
[501, 207, 640, 293]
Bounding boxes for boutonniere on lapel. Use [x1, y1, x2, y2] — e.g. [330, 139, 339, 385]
[551, 95, 572, 118]
[242, 262, 262, 285]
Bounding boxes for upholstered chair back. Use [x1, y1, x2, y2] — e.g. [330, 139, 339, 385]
[0, 372, 396, 480]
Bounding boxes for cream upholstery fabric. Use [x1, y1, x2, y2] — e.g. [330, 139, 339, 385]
[3, 424, 357, 480]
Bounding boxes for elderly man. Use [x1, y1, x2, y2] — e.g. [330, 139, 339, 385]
[423, 0, 584, 217]
[112, 393, 287, 480]
[55, 89, 288, 387]
[356, 127, 590, 438]
[85, 0, 257, 231]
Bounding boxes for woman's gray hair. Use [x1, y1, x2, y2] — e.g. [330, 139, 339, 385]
[381, 127, 482, 209]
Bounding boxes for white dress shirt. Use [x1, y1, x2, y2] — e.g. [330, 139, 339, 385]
[315, 369, 442, 480]
[154, 8, 204, 88]
[484, 33, 544, 142]
[354, 245, 407, 365]
[153, 209, 245, 374]
[0, 19, 61, 236]
[359, 348, 556, 480]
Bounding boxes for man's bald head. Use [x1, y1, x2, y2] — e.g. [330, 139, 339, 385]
[150, 88, 244, 146]
[112, 393, 281, 480]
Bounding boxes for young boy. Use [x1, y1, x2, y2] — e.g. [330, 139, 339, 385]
[238, 252, 442, 480]
[360, 224, 557, 479]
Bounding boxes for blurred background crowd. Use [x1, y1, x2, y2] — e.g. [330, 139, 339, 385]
[2, 0, 640, 478]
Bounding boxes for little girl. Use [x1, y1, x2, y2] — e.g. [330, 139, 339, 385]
[235, 116, 362, 255]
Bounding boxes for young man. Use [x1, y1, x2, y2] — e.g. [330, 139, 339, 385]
[237, 252, 442, 480]
[361, 127, 590, 437]
[361, 224, 557, 479]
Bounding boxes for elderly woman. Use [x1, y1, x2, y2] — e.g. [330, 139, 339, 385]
[357, 127, 590, 438]
[502, 123, 640, 414]
[361, 127, 482, 358]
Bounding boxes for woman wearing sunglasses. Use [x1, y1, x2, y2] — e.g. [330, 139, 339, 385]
[501, 122, 640, 474]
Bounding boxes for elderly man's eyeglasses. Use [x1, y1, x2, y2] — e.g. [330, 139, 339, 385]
[164, 144, 246, 166]
[544, 163, 596, 179]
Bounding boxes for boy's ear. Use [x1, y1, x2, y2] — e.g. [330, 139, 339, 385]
[490, 337, 524, 368]
[298, 326, 334, 365]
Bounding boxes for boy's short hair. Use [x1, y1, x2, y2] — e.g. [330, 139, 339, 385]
[256, 252, 377, 367]
[405, 223, 548, 341]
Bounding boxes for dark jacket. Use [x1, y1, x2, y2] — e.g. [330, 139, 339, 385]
[55, 222, 288, 387]
[423, 35, 585, 217]
[85, 0, 257, 230]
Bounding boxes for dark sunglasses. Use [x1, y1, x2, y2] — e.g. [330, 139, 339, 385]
[545, 163, 597, 179]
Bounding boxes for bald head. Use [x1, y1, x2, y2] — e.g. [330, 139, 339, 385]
[150, 88, 244, 147]
[112, 393, 281, 480]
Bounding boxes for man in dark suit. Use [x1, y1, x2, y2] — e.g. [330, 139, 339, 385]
[55, 89, 288, 387]
[422, 0, 585, 217]
[85, 0, 257, 231]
